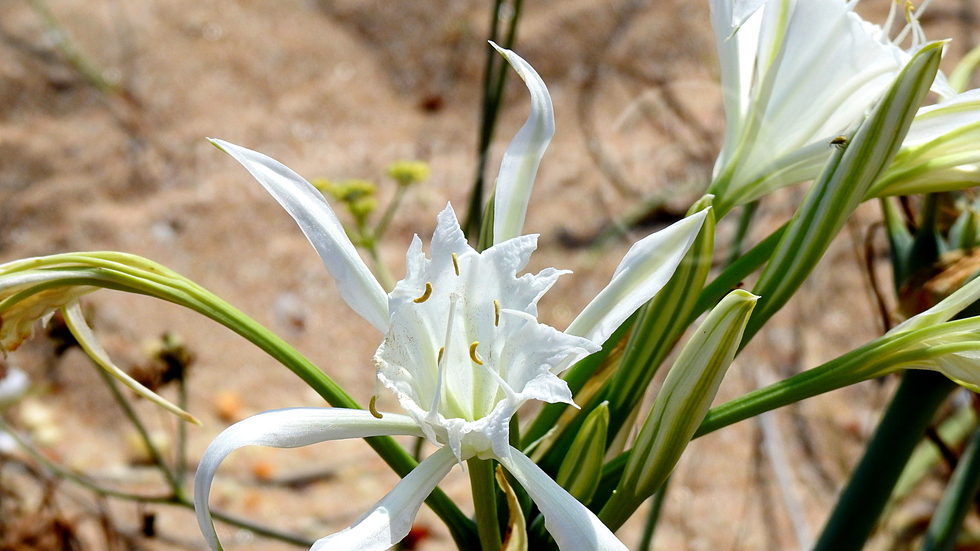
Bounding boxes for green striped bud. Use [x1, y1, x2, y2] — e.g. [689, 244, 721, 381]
[556, 401, 609, 505]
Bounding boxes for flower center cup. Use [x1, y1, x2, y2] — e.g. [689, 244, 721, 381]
[373, 206, 599, 461]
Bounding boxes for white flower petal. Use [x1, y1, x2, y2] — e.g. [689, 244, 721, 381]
[195, 408, 423, 551]
[497, 448, 627, 551]
[904, 89, 980, 146]
[210, 139, 389, 334]
[565, 210, 708, 345]
[490, 44, 555, 245]
[311, 446, 457, 551]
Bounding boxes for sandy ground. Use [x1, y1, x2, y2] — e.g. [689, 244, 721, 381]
[1, 0, 979, 549]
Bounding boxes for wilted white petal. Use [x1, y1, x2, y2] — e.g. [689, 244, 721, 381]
[0, 269, 97, 353]
[195, 408, 423, 551]
[311, 446, 457, 551]
[490, 43, 555, 245]
[497, 448, 627, 551]
[210, 139, 389, 334]
[565, 210, 708, 345]
[63, 301, 199, 425]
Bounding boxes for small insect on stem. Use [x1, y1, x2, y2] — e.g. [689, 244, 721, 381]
[830, 135, 848, 149]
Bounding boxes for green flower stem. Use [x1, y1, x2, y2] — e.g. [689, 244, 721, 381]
[0, 253, 477, 546]
[690, 223, 785, 322]
[25, 0, 117, 94]
[0, 416, 315, 546]
[637, 477, 670, 551]
[364, 239, 395, 292]
[468, 457, 503, 551]
[94, 362, 183, 498]
[373, 184, 409, 241]
[812, 370, 956, 551]
[176, 374, 189, 487]
[920, 418, 980, 551]
[725, 201, 759, 267]
[466, 0, 524, 238]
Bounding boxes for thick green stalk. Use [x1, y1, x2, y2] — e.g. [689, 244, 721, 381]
[637, 478, 670, 551]
[468, 458, 503, 551]
[812, 370, 955, 551]
[465, 0, 524, 238]
[920, 419, 980, 551]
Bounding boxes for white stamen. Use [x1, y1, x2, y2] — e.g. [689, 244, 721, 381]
[500, 307, 538, 325]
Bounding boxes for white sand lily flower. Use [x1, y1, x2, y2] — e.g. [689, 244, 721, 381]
[707, 0, 949, 214]
[195, 46, 707, 551]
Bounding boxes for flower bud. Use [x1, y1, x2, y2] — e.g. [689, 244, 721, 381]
[556, 401, 609, 504]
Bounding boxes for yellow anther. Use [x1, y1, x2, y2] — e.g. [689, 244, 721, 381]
[469, 341, 484, 365]
[414, 282, 433, 303]
[438, 347, 445, 365]
[369, 396, 383, 419]
[452, 253, 459, 276]
[493, 300, 500, 327]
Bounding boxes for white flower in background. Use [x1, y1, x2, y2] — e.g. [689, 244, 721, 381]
[195, 45, 707, 551]
[707, 0, 952, 213]
[0, 366, 29, 453]
[870, 89, 980, 197]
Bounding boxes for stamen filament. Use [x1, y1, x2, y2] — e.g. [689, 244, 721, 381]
[414, 282, 433, 303]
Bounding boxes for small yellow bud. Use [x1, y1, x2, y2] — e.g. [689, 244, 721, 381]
[386, 160, 430, 187]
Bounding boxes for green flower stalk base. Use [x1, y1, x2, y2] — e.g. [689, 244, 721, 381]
[812, 370, 956, 551]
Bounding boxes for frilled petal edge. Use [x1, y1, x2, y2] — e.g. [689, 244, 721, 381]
[195, 408, 423, 551]
[497, 448, 627, 551]
[311, 446, 457, 551]
[210, 139, 390, 334]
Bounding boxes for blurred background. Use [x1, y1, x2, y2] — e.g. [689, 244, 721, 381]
[1, 0, 979, 549]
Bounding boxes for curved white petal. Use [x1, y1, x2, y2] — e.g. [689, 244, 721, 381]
[497, 448, 627, 551]
[490, 43, 555, 245]
[195, 408, 423, 551]
[565, 210, 708, 345]
[310, 445, 457, 551]
[210, 139, 389, 334]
